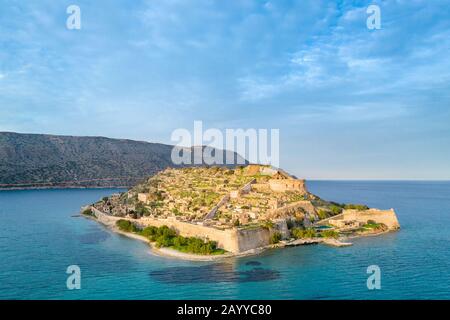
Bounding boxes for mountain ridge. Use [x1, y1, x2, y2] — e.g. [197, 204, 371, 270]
[0, 132, 245, 189]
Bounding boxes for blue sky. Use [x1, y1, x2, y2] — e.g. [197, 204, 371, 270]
[1, 0, 449, 179]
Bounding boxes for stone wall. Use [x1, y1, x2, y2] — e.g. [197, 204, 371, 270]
[91, 207, 120, 227]
[90, 207, 280, 253]
[137, 217, 241, 252]
[269, 179, 307, 193]
[320, 208, 400, 230]
[235, 220, 288, 252]
[204, 194, 230, 220]
[236, 228, 270, 252]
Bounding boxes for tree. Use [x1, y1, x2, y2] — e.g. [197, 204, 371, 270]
[270, 232, 282, 244]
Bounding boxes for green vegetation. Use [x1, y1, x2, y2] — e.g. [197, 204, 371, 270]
[329, 205, 343, 215]
[270, 232, 282, 244]
[286, 192, 307, 203]
[239, 223, 262, 230]
[317, 209, 329, 220]
[320, 230, 339, 239]
[116, 219, 140, 233]
[138, 225, 225, 255]
[82, 208, 96, 218]
[344, 204, 369, 211]
[362, 220, 387, 231]
[135, 202, 150, 216]
[260, 220, 274, 230]
[291, 227, 317, 239]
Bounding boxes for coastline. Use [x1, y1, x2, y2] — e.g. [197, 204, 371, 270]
[82, 212, 386, 260]
[81, 212, 256, 261]
[81, 204, 397, 261]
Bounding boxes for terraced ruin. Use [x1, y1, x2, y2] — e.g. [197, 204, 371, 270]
[88, 165, 400, 256]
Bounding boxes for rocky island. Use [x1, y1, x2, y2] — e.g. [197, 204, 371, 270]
[83, 164, 400, 260]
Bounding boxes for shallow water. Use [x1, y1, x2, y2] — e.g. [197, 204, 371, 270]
[0, 181, 449, 299]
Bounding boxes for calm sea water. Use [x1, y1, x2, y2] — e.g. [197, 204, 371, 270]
[0, 181, 449, 300]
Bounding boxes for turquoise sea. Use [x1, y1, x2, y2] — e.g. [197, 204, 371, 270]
[0, 181, 449, 299]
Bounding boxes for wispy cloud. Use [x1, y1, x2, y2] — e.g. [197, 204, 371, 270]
[0, 0, 449, 178]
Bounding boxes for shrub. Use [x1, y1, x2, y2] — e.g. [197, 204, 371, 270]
[291, 227, 317, 239]
[140, 226, 158, 239]
[321, 230, 339, 238]
[344, 204, 369, 211]
[82, 208, 95, 217]
[157, 225, 177, 238]
[363, 222, 387, 231]
[329, 205, 343, 215]
[317, 209, 329, 220]
[120, 224, 226, 255]
[173, 235, 188, 248]
[270, 232, 282, 244]
[155, 234, 174, 247]
[260, 220, 274, 230]
[116, 219, 139, 233]
[135, 203, 150, 216]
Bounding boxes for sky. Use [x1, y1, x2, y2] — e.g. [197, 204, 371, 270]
[1, 0, 449, 179]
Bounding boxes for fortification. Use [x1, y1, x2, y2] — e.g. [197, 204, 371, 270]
[318, 208, 400, 230]
[89, 165, 401, 256]
[91, 207, 288, 253]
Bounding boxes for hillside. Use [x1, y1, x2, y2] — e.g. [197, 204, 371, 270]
[0, 132, 245, 189]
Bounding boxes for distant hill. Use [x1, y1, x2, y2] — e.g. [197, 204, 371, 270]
[0, 132, 246, 189]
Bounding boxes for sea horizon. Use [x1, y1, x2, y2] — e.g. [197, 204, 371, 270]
[1, 180, 449, 300]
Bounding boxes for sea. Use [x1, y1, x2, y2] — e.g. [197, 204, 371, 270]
[0, 181, 449, 299]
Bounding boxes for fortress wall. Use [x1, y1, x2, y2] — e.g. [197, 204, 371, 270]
[236, 228, 271, 252]
[90, 207, 275, 253]
[204, 194, 230, 220]
[273, 219, 290, 239]
[329, 209, 400, 230]
[269, 179, 307, 193]
[147, 217, 275, 253]
[91, 207, 120, 227]
[138, 217, 240, 253]
[235, 219, 290, 252]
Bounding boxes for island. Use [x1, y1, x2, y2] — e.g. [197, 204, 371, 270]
[82, 164, 400, 260]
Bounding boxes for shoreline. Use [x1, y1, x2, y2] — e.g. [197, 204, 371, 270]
[81, 209, 397, 261]
[82, 212, 261, 261]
